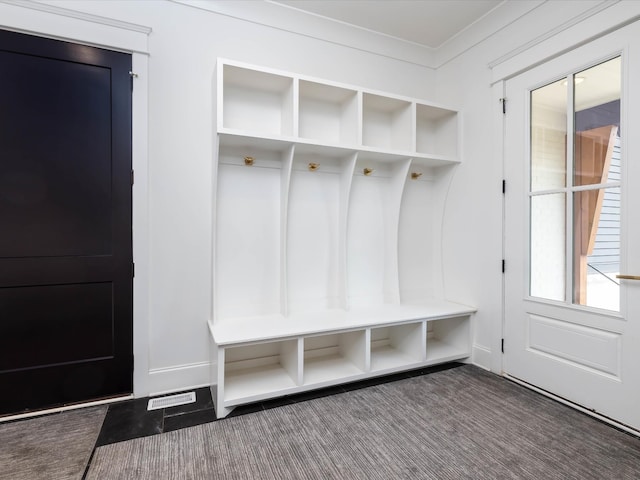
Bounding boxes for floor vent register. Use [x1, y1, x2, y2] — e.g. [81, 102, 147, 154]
[147, 391, 196, 411]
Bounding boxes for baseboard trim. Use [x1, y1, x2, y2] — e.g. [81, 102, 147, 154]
[0, 394, 133, 423]
[472, 344, 492, 371]
[504, 373, 640, 438]
[147, 361, 210, 397]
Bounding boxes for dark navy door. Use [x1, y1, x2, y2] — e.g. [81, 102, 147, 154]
[0, 30, 133, 414]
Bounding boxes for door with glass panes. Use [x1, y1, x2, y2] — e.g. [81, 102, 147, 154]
[504, 21, 640, 432]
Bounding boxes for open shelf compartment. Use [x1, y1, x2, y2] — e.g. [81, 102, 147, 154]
[416, 104, 458, 158]
[215, 135, 292, 320]
[299, 80, 358, 145]
[303, 331, 366, 386]
[287, 148, 347, 313]
[362, 93, 413, 151]
[370, 322, 424, 372]
[223, 339, 299, 404]
[222, 64, 294, 137]
[425, 316, 471, 363]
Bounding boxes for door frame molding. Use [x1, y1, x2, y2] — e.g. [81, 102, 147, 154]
[0, 1, 152, 397]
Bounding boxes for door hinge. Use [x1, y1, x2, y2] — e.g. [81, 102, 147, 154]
[131, 170, 135, 185]
[500, 97, 506, 114]
[132, 262, 135, 278]
[129, 71, 138, 91]
[501, 338, 505, 353]
[502, 179, 506, 194]
[502, 259, 505, 273]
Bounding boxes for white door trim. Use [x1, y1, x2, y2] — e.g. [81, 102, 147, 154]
[0, 0, 152, 398]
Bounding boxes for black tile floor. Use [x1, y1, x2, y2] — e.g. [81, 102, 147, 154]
[96, 362, 463, 447]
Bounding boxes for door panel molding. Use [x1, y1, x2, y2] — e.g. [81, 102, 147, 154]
[527, 314, 621, 378]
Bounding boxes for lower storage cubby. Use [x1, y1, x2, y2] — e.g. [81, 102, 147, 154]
[370, 322, 424, 372]
[223, 340, 299, 404]
[425, 316, 471, 363]
[303, 331, 366, 386]
[211, 302, 475, 417]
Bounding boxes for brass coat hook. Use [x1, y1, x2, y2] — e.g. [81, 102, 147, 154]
[244, 156, 255, 166]
[308, 162, 319, 171]
[411, 172, 422, 180]
[363, 167, 374, 176]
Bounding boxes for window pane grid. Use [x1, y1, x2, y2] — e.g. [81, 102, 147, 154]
[529, 56, 621, 311]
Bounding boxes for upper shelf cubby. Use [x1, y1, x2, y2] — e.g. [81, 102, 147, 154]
[217, 59, 461, 164]
[416, 104, 459, 158]
[362, 93, 413, 152]
[221, 64, 295, 137]
[299, 80, 359, 145]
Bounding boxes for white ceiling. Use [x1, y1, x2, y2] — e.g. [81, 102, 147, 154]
[271, 0, 503, 49]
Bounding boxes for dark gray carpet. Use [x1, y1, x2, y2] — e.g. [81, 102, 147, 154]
[0, 405, 107, 480]
[86, 366, 640, 479]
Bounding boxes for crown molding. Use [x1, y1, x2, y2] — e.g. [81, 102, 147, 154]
[170, 0, 435, 69]
[488, 0, 619, 73]
[489, 0, 640, 83]
[3, 0, 151, 34]
[435, 0, 544, 69]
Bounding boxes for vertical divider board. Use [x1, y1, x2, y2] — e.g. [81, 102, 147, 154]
[363, 328, 372, 372]
[214, 339, 225, 417]
[386, 157, 412, 304]
[296, 337, 304, 386]
[280, 145, 295, 317]
[339, 153, 358, 310]
[211, 134, 220, 323]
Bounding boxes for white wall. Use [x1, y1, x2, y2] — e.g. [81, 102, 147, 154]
[1, 0, 436, 396]
[436, 0, 640, 373]
[5, 0, 639, 396]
